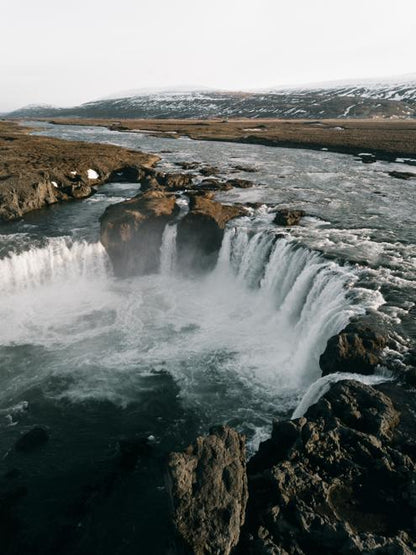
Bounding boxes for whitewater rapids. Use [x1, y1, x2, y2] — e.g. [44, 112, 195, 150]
[0, 220, 382, 444]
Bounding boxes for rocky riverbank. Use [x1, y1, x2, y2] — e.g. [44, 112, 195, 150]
[0, 121, 159, 221]
[36, 117, 416, 161]
[168, 375, 416, 554]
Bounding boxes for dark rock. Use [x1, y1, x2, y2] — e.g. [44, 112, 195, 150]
[168, 426, 248, 555]
[140, 171, 194, 192]
[177, 196, 247, 272]
[320, 322, 387, 376]
[109, 165, 146, 182]
[199, 165, 220, 176]
[15, 426, 49, 452]
[240, 380, 416, 554]
[232, 165, 258, 173]
[175, 161, 200, 170]
[198, 179, 233, 192]
[100, 190, 179, 276]
[388, 170, 416, 180]
[273, 209, 305, 226]
[358, 153, 376, 164]
[226, 178, 254, 189]
[162, 173, 194, 190]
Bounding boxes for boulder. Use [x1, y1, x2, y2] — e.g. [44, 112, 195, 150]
[140, 171, 194, 192]
[177, 195, 247, 272]
[199, 165, 221, 176]
[232, 165, 258, 173]
[100, 191, 179, 276]
[388, 171, 416, 180]
[358, 153, 376, 164]
[167, 426, 248, 555]
[241, 380, 416, 554]
[175, 161, 200, 170]
[273, 209, 305, 226]
[320, 322, 387, 376]
[225, 178, 254, 189]
[162, 173, 194, 191]
[198, 179, 233, 192]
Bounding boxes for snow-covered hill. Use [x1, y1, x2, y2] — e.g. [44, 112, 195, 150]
[8, 74, 416, 119]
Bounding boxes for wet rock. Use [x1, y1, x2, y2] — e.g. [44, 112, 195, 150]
[175, 161, 200, 170]
[358, 153, 376, 164]
[15, 426, 49, 452]
[232, 165, 258, 173]
[225, 178, 254, 189]
[177, 195, 247, 272]
[199, 165, 221, 176]
[273, 209, 305, 226]
[241, 380, 416, 554]
[388, 170, 416, 180]
[140, 171, 194, 192]
[168, 426, 248, 555]
[198, 179, 233, 191]
[109, 165, 146, 182]
[162, 173, 194, 191]
[320, 322, 387, 376]
[100, 190, 179, 276]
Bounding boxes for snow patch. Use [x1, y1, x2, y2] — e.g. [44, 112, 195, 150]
[87, 169, 99, 180]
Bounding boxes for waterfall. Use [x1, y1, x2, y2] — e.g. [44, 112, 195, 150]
[215, 226, 367, 388]
[0, 238, 110, 293]
[160, 224, 178, 275]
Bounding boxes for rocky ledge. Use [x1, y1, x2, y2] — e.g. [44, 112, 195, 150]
[169, 380, 416, 554]
[167, 316, 416, 554]
[100, 190, 246, 276]
[0, 121, 159, 221]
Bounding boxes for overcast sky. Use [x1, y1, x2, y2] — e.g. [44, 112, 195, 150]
[1, 0, 415, 111]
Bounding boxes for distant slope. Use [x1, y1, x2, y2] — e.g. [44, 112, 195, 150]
[7, 75, 416, 119]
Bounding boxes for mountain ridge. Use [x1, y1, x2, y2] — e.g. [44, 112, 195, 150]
[7, 73, 416, 120]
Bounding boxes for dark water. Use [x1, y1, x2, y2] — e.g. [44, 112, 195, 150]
[0, 123, 414, 553]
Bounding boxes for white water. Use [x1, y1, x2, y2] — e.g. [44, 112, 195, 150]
[0, 220, 383, 442]
[159, 224, 177, 275]
[213, 225, 369, 394]
[0, 237, 109, 293]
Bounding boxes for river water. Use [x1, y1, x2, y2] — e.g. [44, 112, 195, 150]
[0, 122, 414, 554]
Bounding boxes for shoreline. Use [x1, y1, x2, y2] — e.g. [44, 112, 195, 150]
[0, 121, 159, 221]
[22, 116, 416, 161]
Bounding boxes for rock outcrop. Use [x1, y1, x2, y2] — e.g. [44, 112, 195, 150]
[240, 380, 416, 554]
[167, 426, 248, 555]
[320, 322, 387, 376]
[273, 209, 305, 226]
[388, 170, 416, 180]
[0, 121, 159, 221]
[225, 178, 254, 189]
[100, 189, 246, 276]
[177, 195, 247, 272]
[100, 191, 179, 276]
